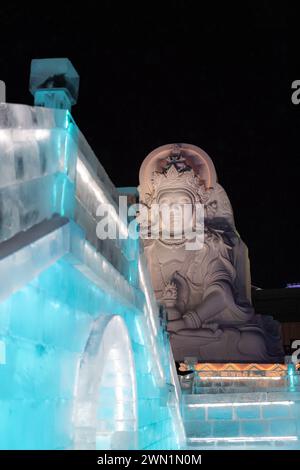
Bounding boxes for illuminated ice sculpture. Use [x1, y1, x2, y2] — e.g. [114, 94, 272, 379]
[0, 59, 184, 450]
[0, 58, 298, 452]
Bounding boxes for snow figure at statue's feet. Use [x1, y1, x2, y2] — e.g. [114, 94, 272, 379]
[138, 143, 284, 363]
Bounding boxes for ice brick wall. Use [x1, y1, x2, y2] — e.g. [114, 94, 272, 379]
[0, 103, 184, 450]
[183, 392, 300, 449]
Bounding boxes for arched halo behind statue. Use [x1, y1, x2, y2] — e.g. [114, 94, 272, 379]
[138, 143, 284, 363]
[139, 143, 217, 201]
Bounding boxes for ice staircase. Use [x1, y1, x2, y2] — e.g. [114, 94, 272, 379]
[182, 365, 300, 450]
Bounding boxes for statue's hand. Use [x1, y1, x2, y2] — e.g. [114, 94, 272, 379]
[167, 319, 186, 333]
[166, 306, 182, 321]
[183, 310, 220, 332]
[182, 310, 202, 329]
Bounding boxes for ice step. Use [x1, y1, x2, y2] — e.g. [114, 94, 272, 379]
[185, 435, 300, 450]
[184, 417, 299, 439]
[193, 380, 291, 394]
[192, 376, 300, 394]
[182, 392, 300, 444]
[191, 363, 300, 395]
[183, 391, 300, 405]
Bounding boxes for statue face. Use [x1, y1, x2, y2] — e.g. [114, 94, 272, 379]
[157, 190, 194, 238]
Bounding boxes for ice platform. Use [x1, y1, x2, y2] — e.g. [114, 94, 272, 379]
[181, 363, 300, 449]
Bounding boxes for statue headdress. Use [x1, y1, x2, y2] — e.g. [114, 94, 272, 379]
[138, 143, 218, 206]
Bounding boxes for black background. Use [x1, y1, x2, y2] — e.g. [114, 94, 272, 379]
[0, 2, 299, 288]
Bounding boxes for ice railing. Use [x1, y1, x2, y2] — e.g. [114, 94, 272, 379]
[0, 103, 134, 281]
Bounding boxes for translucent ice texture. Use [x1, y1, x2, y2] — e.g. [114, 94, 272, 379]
[0, 220, 69, 301]
[0, 102, 183, 450]
[183, 392, 300, 450]
[0, 103, 129, 274]
[0, 242, 182, 449]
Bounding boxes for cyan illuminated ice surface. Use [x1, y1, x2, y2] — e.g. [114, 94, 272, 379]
[0, 226, 183, 449]
[0, 103, 129, 266]
[0, 102, 184, 450]
[183, 391, 300, 450]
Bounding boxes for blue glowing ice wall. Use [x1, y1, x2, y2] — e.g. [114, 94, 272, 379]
[0, 102, 185, 450]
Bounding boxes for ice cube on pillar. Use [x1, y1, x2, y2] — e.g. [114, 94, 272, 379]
[29, 58, 79, 111]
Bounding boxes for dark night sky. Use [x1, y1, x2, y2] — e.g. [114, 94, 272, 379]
[0, 2, 299, 288]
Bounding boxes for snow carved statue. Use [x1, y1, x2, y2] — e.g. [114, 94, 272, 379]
[138, 143, 283, 362]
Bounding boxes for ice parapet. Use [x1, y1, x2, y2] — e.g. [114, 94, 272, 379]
[0, 99, 183, 450]
[0, 103, 125, 272]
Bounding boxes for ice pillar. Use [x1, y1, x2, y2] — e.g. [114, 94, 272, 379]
[29, 58, 80, 111]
